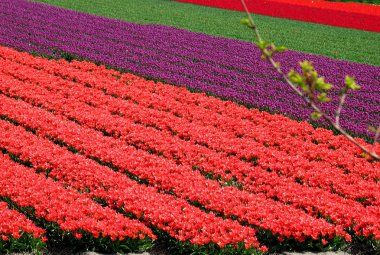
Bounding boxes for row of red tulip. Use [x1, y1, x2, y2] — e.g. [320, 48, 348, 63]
[0, 48, 378, 209]
[0, 81, 342, 245]
[1, 58, 374, 243]
[3, 46, 378, 186]
[0, 201, 46, 242]
[71, 65, 380, 190]
[0, 152, 155, 242]
[0, 47, 378, 239]
[0, 117, 263, 250]
[3, 52, 379, 239]
[174, 0, 380, 33]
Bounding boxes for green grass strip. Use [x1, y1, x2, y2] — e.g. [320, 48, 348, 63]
[32, 0, 380, 66]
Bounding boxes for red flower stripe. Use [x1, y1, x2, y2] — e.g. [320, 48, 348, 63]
[2, 46, 378, 185]
[2, 51, 379, 232]
[0, 153, 155, 242]
[0, 47, 378, 239]
[0, 91, 342, 244]
[2, 46, 377, 187]
[0, 119, 262, 250]
[0, 201, 46, 241]
[0, 76, 374, 241]
[174, 0, 380, 33]
[0, 50, 378, 208]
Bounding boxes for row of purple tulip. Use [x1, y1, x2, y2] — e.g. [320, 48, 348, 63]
[0, 0, 379, 138]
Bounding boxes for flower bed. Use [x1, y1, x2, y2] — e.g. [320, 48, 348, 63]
[0, 154, 155, 252]
[0, 118, 263, 251]
[0, 46, 379, 253]
[175, 0, 380, 32]
[0, 202, 46, 253]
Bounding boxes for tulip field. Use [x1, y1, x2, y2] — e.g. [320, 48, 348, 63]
[0, 0, 379, 254]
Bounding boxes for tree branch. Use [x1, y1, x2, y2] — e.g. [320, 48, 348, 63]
[335, 91, 347, 128]
[240, 0, 379, 161]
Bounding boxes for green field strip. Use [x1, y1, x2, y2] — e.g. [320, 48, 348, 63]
[32, 0, 380, 66]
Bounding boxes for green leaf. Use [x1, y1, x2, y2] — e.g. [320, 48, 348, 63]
[310, 70, 318, 81]
[240, 17, 254, 28]
[311, 111, 322, 120]
[261, 49, 272, 59]
[316, 77, 333, 91]
[345, 75, 361, 90]
[256, 40, 269, 50]
[288, 69, 305, 86]
[300, 61, 314, 73]
[240, 18, 250, 26]
[317, 92, 331, 102]
[274, 45, 287, 53]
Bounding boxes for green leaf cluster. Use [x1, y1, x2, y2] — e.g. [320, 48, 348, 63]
[254, 40, 287, 59]
[288, 61, 333, 101]
[240, 18, 253, 28]
[288, 61, 337, 120]
[344, 76, 360, 90]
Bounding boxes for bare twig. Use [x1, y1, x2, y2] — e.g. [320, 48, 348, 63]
[240, 0, 379, 161]
[335, 91, 347, 128]
[240, 0, 263, 41]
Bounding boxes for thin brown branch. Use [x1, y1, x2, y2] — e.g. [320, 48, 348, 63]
[335, 91, 347, 128]
[239, 0, 263, 42]
[240, 0, 379, 161]
[325, 114, 379, 159]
